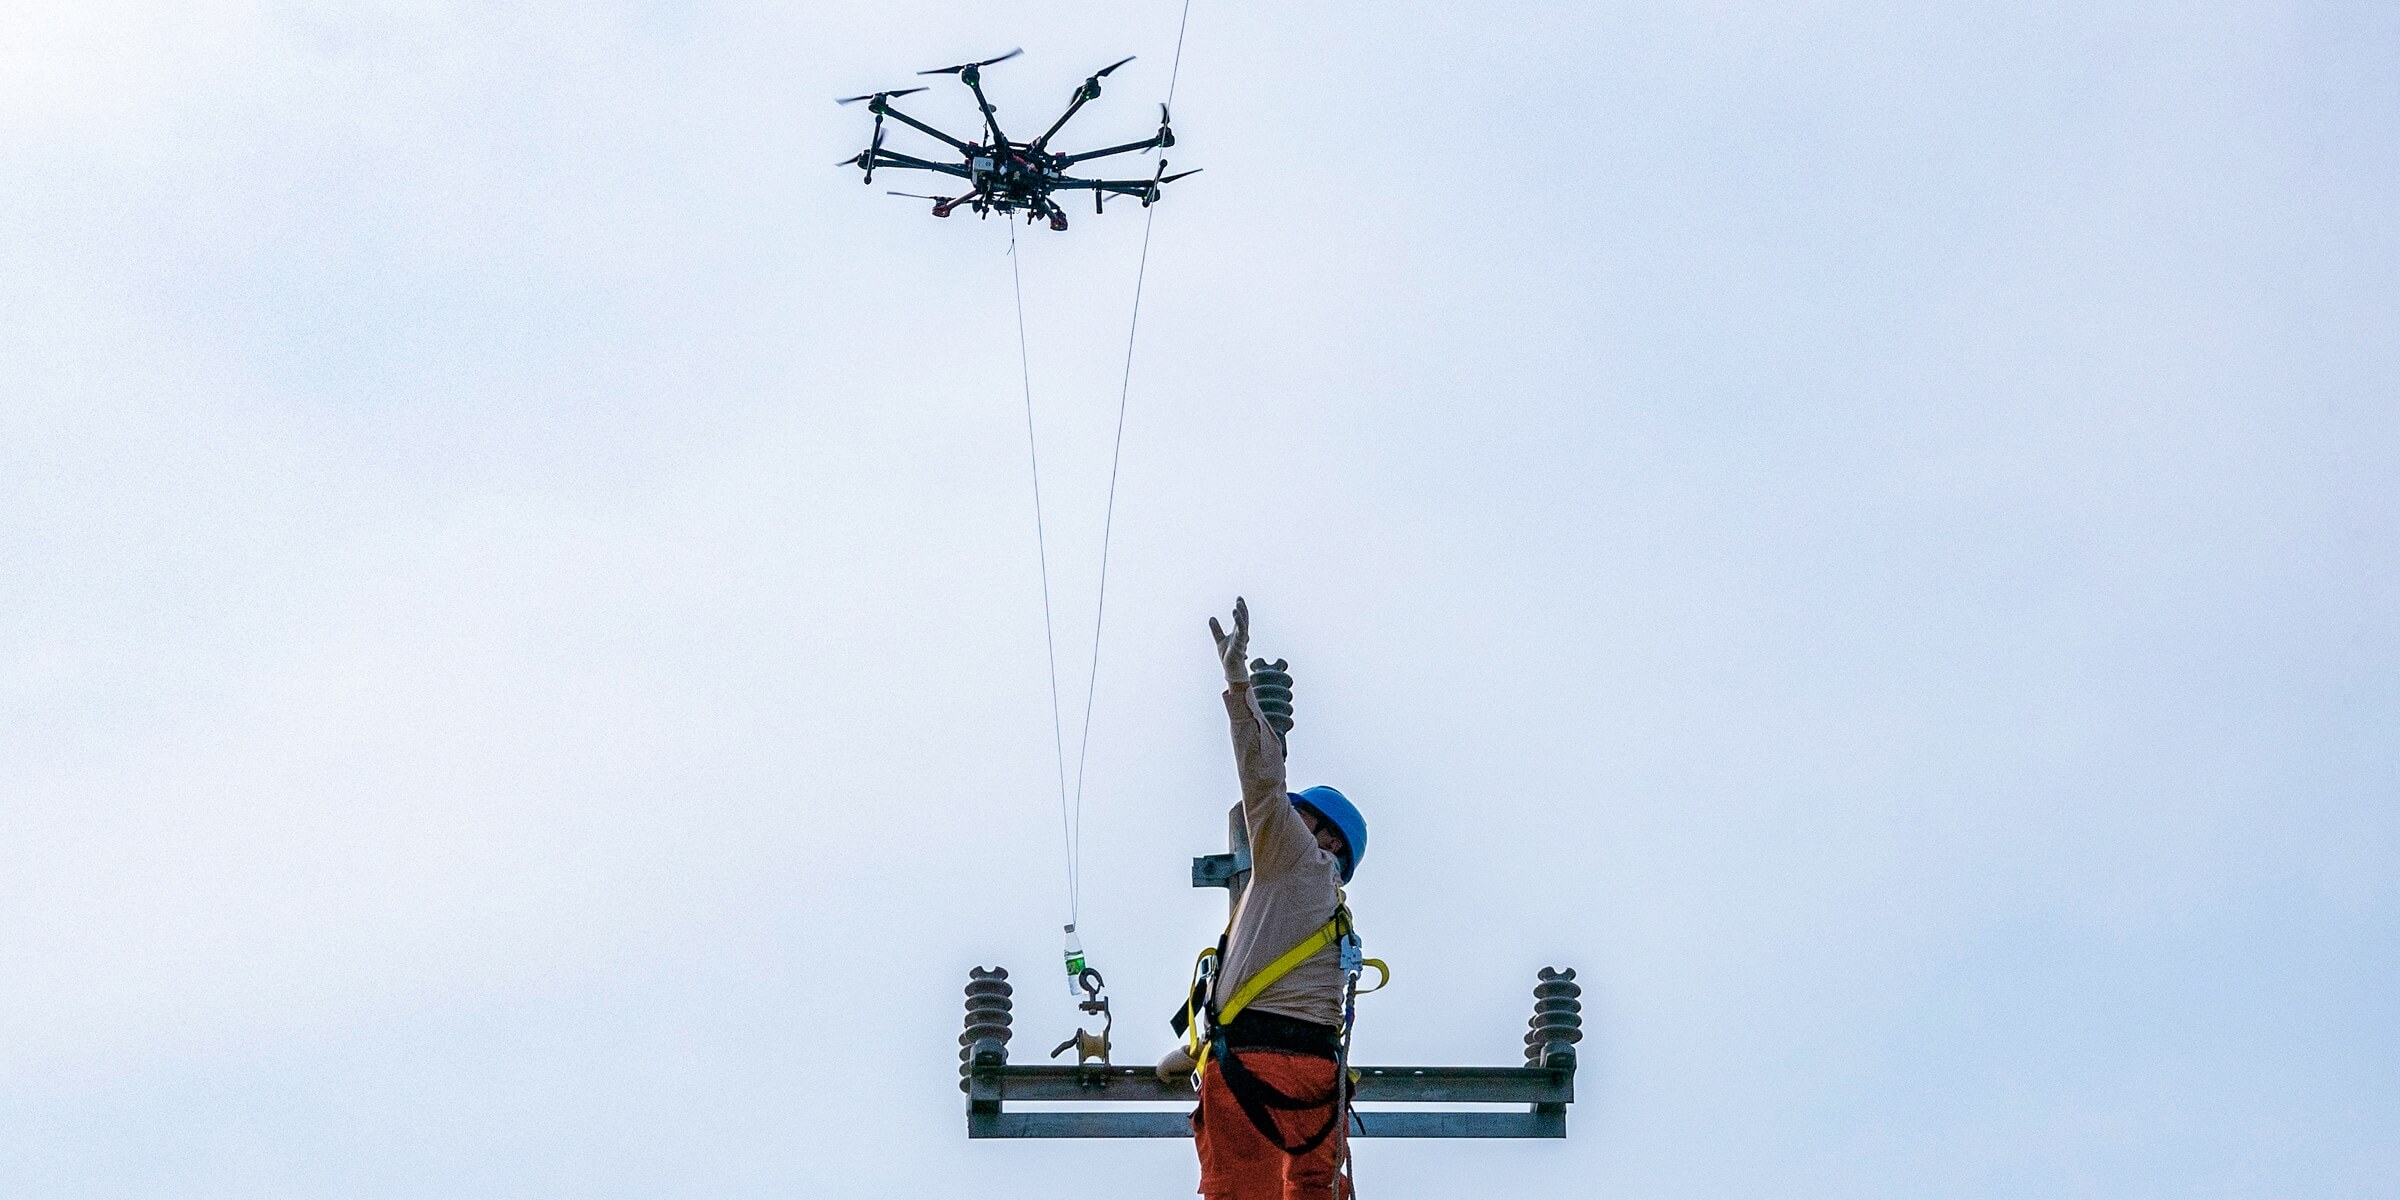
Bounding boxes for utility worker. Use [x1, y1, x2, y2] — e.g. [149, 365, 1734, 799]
[1158, 597, 1371, 1200]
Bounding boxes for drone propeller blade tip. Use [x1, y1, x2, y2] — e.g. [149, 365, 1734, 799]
[837, 85, 925, 104]
[921, 47, 1022, 75]
[1097, 54, 1135, 77]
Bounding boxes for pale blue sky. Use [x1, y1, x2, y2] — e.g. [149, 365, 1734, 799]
[3, 2, 2394, 1196]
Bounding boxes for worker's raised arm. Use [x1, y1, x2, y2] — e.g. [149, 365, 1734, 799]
[1209, 598, 1313, 876]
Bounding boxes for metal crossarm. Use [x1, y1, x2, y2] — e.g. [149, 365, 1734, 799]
[965, 1062, 1574, 1139]
[955, 806, 1586, 1142]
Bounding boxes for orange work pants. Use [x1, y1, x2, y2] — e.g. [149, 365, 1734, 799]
[1192, 1050, 1348, 1200]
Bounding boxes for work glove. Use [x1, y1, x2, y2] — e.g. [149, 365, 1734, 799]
[1155, 1044, 1197, 1083]
[1208, 597, 1251, 686]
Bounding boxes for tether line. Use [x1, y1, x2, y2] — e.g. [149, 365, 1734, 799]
[1008, 220, 1077, 922]
[1012, 0, 1201, 930]
[1065, 0, 1197, 908]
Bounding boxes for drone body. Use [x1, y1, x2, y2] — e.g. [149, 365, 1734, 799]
[840, 50, 1198, 231]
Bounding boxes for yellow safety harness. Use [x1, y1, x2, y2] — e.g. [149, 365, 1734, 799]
[1180, 904, 1390, 1079]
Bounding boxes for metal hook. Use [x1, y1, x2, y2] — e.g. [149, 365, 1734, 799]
[1049, 968, 1114, 1066]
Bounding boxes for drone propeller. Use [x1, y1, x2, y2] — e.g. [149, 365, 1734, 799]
[1141, 155, 1201, 206]
[1095, 54, 1135, 78]
[919, 48, 1022, 76]
[886, 191, 949, 200]
[836, 86, 927, 105]
[839, 125, 887, 169]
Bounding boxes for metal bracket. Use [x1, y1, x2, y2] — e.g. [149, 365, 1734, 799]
[1190, 849, 1250, 888]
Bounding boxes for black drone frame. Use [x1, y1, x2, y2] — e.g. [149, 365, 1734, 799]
[839, 49, 1198, 232]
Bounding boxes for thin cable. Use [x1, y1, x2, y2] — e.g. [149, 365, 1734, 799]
[1065, 0, 1197, 903]
[1163, 0, 1196, 106]
[1009, 220, 1078, 922]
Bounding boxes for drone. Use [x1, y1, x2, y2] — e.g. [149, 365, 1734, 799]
[839, 49, 1198, 232]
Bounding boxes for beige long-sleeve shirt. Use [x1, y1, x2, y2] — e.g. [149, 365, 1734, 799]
[1207, 682, 1346, 1028]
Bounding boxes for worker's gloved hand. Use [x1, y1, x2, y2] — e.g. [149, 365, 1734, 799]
[1155, 1044, 1197, 1083]
[1208, 596, 1251, 686]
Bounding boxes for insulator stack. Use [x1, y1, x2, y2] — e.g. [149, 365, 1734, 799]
[960, 965, 1014, 1089]
[1523, 966, 1583, 1068]
[1249, 658, 1295, 736]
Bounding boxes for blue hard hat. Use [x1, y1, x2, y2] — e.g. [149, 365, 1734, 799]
[1290, 785, 1367, 882]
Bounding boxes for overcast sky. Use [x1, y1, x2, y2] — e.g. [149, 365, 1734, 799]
[3, 1, 2394, 1196]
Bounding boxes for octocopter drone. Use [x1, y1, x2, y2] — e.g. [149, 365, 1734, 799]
[839, 49, 1197, 231]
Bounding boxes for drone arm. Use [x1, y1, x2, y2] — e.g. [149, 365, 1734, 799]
[875, 104, 976, 155]
[1055, 136, 1165, 166]
[961, 76, 1010, 148]
[1052, 168, 1198, 210]
[1045, 177, 1148, 194]
[868, 149, 974, 180]
[1028, 90, 1094, 154]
